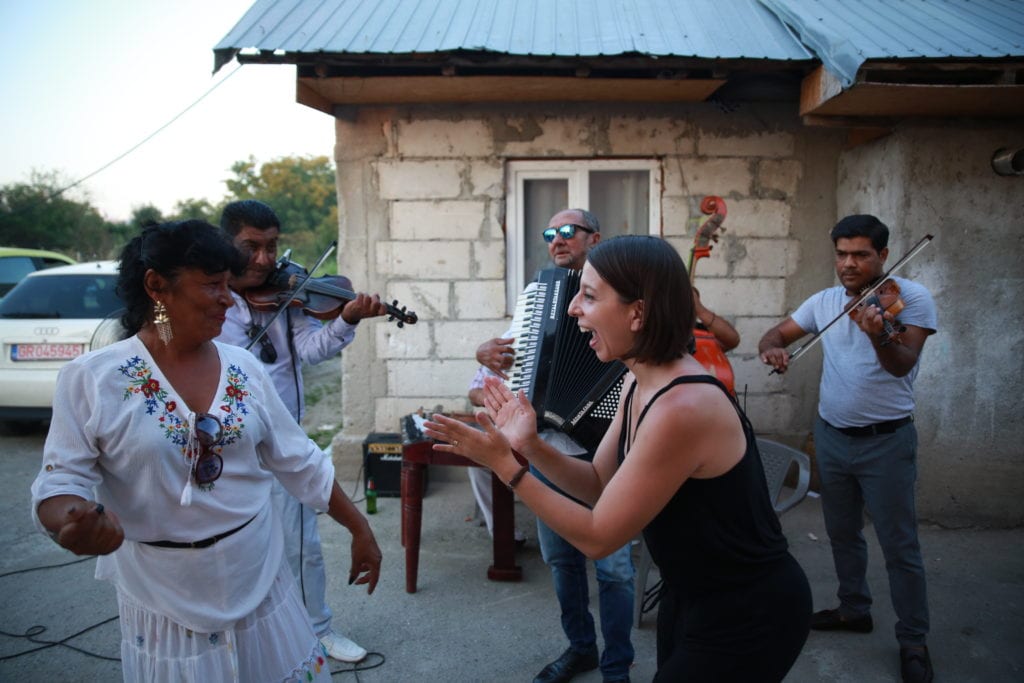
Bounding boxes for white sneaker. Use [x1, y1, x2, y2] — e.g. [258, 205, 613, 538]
[319, 631, 367, 663]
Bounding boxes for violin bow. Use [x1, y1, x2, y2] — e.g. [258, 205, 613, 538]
[245, 241, 337, 351]
[771, 233, 934, 374]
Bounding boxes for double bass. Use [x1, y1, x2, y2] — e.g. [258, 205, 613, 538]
[687, 196, 736, 395]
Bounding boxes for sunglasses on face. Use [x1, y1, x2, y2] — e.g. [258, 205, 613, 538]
[193, 413, 224, 485]
[248, 326, 278, 364]
[542, 224, 595, 243]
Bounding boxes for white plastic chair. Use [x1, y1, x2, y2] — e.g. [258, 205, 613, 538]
[633, 437, 811, 626]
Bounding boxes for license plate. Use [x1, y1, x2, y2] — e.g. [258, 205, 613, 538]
[11, 343, 85, 361]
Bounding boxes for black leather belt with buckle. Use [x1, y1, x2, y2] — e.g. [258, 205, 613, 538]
[142, 514, 256, 549]
[829, 415, 914, 438]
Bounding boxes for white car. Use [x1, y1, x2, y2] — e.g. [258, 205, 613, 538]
[0, 261, 124, 422]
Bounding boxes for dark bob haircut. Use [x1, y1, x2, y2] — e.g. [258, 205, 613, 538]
[585, 235, 694, 364]
[116, 220, 246, 335]
[830, 214, 889, 252]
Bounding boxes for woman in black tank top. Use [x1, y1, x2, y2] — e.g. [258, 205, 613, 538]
[425, 236, 810, 681]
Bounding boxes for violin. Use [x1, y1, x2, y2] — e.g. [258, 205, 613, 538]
[246, 257, 418, 327]
[848, 278, 906, 346]
[769, 234, 933, 374]
[688, 195, 735, 395]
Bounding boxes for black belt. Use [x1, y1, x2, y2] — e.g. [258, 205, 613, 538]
[142, 515, 256, 549]
[828, 415, 913, 438]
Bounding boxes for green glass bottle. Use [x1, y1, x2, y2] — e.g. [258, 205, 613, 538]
[365, 477, 378, 515]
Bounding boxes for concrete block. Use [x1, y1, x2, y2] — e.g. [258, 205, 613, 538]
[691, 277, 786, 317]
[607, 116, 695, 156]
[497, 116, 596, 156]
[391, 200, 487, 240]
[454, 280, 508, 319]
[699, 130, 794, 158]
[758, 159, 803, 198]
[434, 320, 509, 359]
[723, 199, 791, 238]
[741, 391, 799, 434]
[469, 161, 505, 198]
[375, 321, 433, 359]
[334, 110, 390, 161]
[377, 160, 463, 199]
[474, 241, 505, 279]
[387, 281, 449, 321]
[396, 118, 494, 157]
[377, 241, 471, 279]
[661, 196, 691, 237]
[701, 237, 800, 278]
[387, 359, 480, 396]
[670, 158, 753, 197]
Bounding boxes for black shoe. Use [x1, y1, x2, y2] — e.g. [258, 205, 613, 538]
[810, 608, 873, 633]
[533, 646, 599, 683]
[900, 646, 934, 683]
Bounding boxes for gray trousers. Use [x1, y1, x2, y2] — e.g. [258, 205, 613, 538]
[271, 480, 333, 636]
[814, 416, 929, 646]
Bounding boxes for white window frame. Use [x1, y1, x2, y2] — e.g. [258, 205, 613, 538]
[505, 159, 663, 312]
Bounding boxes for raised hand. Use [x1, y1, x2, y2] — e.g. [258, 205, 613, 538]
[480, 375, 537, 452]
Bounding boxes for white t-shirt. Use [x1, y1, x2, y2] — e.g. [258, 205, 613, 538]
[790, 276, 937, 428]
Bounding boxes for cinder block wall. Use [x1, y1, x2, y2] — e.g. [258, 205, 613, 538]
[329, 103, 843, 471]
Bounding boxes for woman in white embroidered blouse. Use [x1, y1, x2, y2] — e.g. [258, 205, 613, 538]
[31, 220, 381, 683]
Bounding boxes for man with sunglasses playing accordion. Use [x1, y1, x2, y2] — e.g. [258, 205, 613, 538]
[473, 209, 635, 683]
[216, 200, 387, 664]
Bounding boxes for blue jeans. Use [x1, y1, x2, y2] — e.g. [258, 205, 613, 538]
[532, 465, 635, 680]
[814, 416, 929, 646]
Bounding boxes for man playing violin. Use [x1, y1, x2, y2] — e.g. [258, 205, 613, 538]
[758, 215, 937, 683]
[216, 199, 387, 663]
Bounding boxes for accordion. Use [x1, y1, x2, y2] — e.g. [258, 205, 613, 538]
[506, 268, 627, 452]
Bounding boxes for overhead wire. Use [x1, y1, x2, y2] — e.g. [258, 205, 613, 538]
[2, 62, 244, 217]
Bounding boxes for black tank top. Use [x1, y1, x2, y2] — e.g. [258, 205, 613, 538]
[618, 375, 788, 593]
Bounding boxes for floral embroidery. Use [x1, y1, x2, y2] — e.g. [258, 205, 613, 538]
[209, 633, 219, 645]
[135, 635, 144, 647]
[119, 357, 250, 493]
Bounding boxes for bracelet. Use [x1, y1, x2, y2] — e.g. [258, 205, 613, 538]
[506, 464, 529, 491]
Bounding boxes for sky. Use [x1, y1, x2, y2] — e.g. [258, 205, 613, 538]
[0, 0, 334, 222]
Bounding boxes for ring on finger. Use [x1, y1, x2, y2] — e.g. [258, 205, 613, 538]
[452, 440, 460, 447]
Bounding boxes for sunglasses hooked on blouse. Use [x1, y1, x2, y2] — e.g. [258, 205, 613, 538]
[542, 224, 595, 243]
[193, 413, 224, 485]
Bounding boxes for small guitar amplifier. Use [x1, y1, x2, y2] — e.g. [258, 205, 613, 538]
[363, 432, 425, 497]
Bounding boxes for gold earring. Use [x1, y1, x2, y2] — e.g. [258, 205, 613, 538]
[153, 301, 173, 345]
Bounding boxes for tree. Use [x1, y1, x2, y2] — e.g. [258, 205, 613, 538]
[0, 170, 121, 260]
[225, 155, 338, 272]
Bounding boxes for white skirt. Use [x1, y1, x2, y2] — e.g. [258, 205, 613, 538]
[117, 560, 331, 683]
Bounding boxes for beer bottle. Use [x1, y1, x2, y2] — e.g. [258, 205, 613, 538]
[365, 477, 378, 515]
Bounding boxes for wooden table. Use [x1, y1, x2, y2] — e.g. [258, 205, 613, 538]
[401, 438, 522, 593]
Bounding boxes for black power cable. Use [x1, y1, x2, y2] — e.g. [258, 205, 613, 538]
[0, 555, 120, 663]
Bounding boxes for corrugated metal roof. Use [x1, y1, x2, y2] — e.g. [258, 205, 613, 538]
[214, 0, 814, 72]
[760, 0, 1024, 86]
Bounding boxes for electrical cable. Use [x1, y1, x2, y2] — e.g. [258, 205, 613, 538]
[3, 62, 244, 216]
[0, 555, 121, 663]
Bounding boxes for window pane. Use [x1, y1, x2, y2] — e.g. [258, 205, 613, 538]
[588, 170, 649, 239]
[524, 179, 568, 281]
